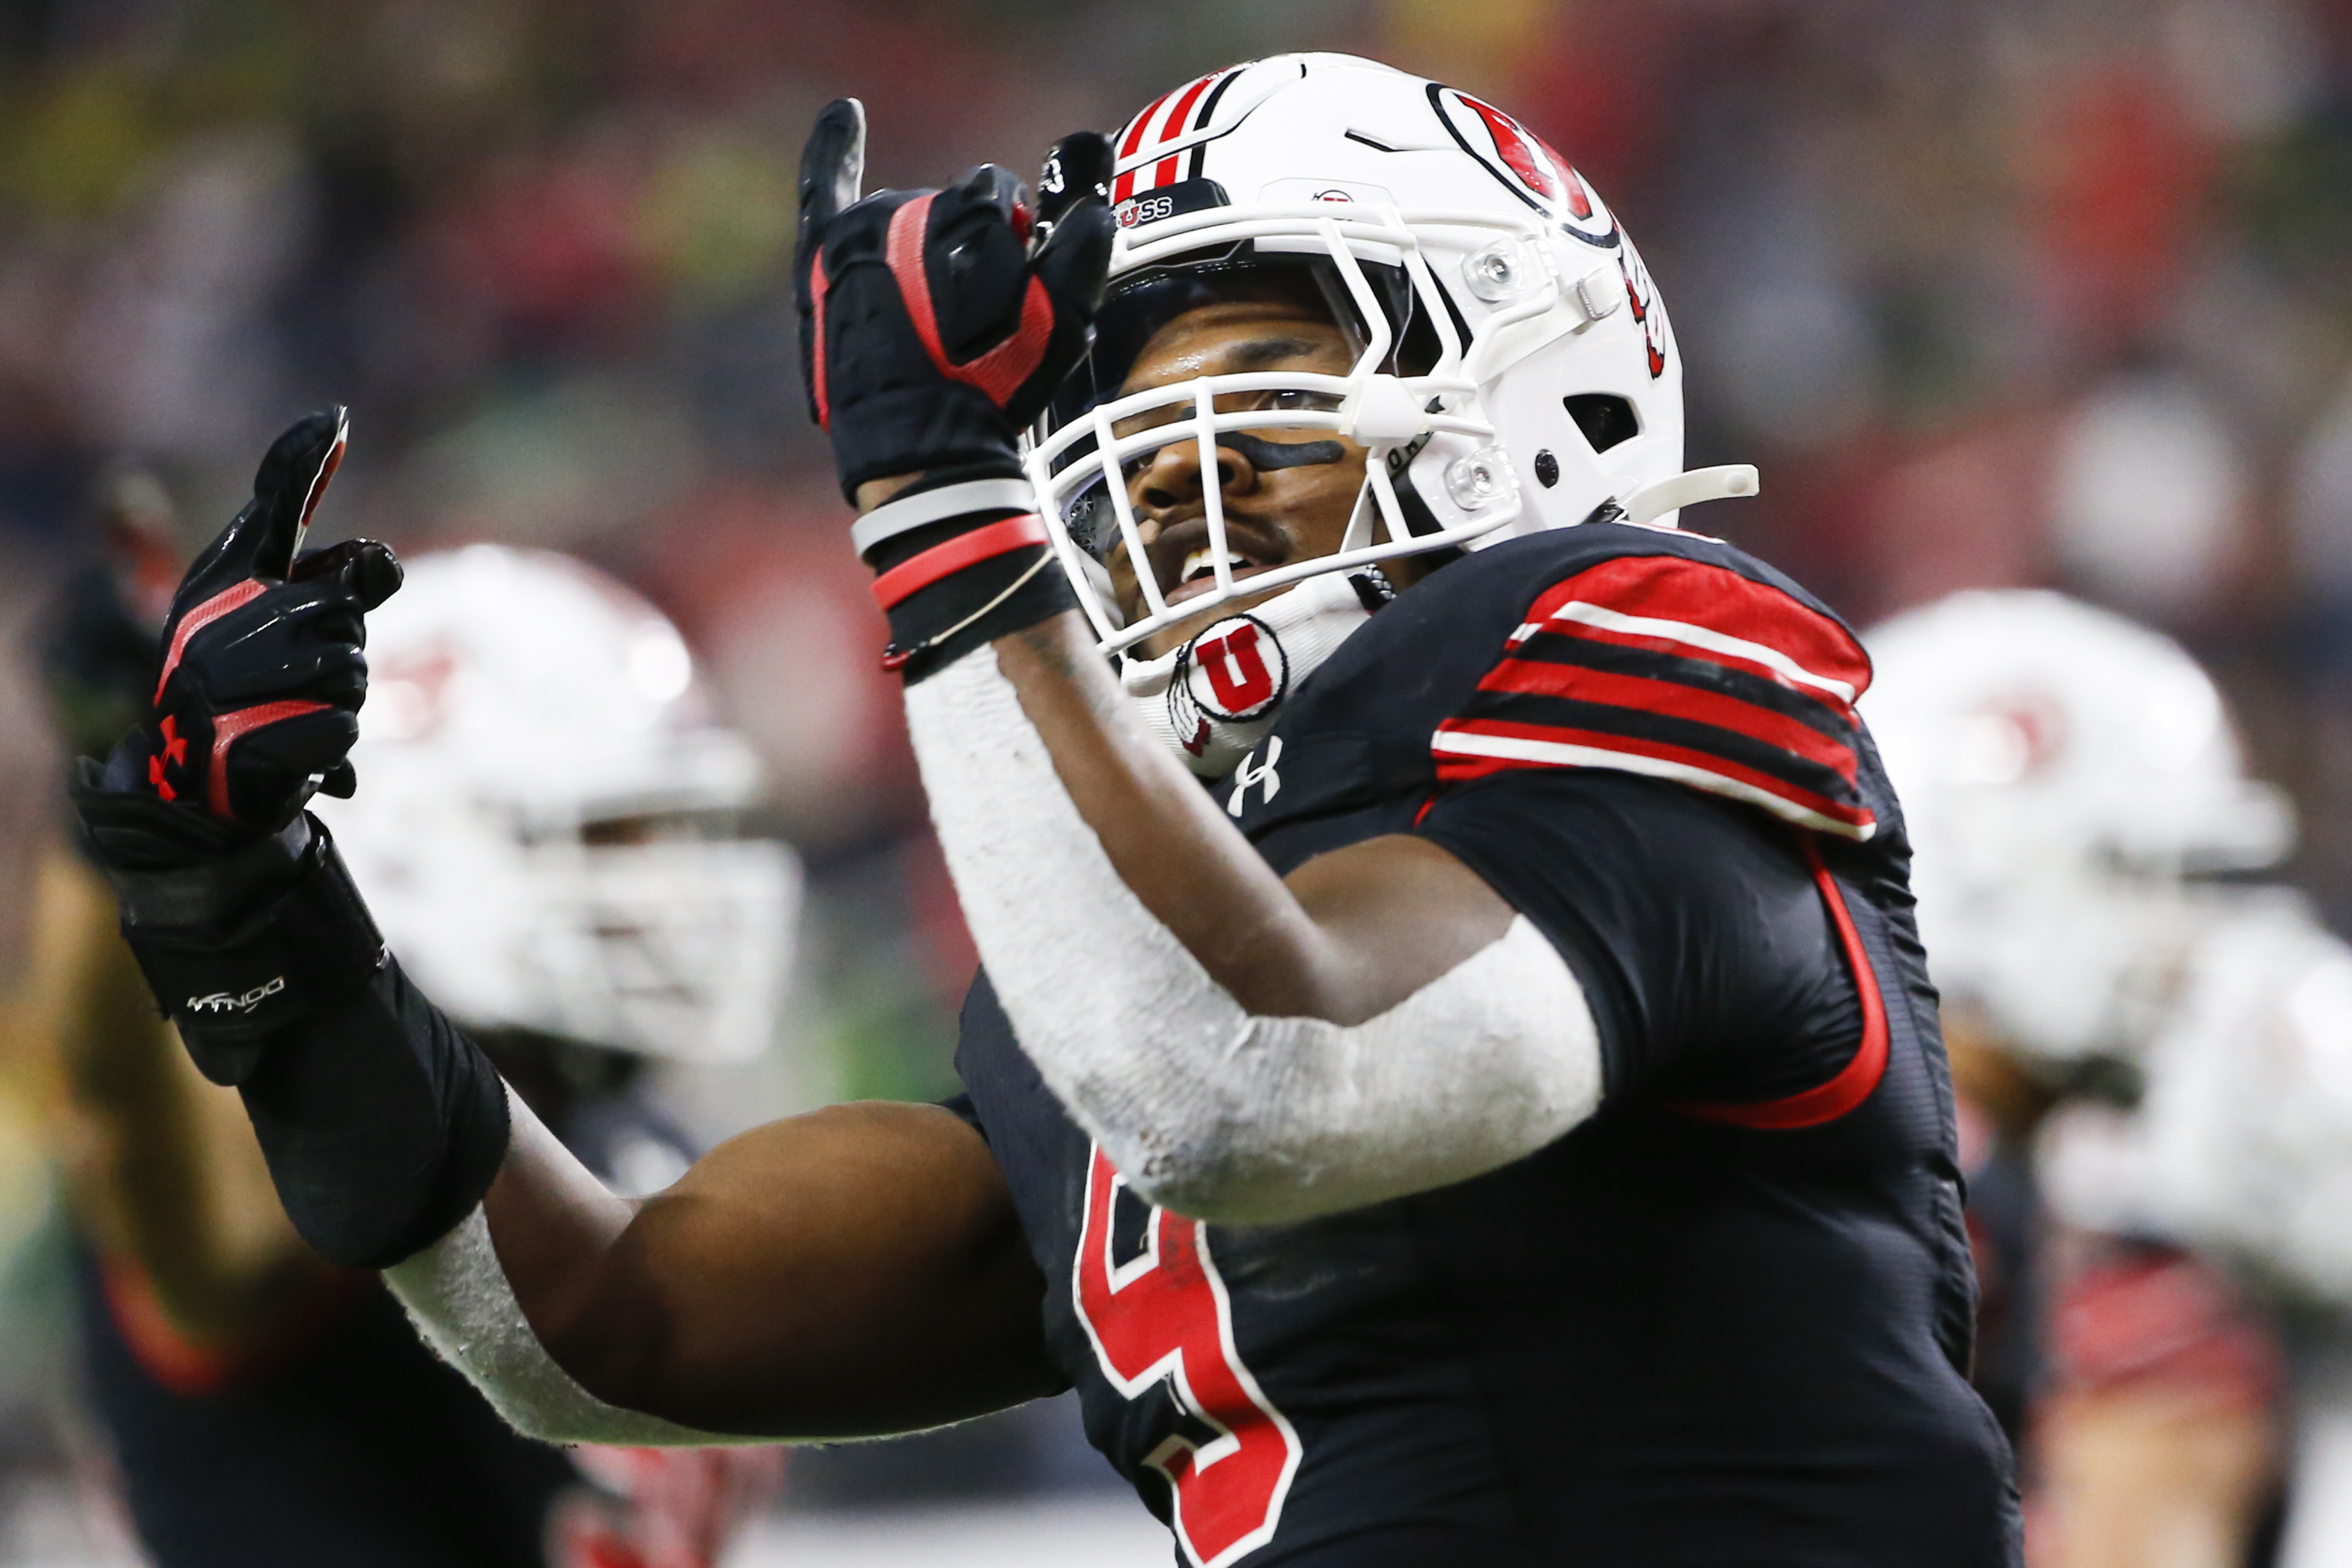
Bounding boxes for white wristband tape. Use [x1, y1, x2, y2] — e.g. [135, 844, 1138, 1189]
[851, 477, 1038, 559]
[383, 1092, 791, 1447]
[386, 1206, 778, 1446]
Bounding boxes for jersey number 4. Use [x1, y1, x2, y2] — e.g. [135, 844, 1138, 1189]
[1073, 1146, 1302, 1568]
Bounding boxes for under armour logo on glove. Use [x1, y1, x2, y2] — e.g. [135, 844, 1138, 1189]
[127, 407, 403, 830]
[795, 97, 1115, 502]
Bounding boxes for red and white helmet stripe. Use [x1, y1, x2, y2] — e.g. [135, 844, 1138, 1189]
[1110, 66, 1242, 203]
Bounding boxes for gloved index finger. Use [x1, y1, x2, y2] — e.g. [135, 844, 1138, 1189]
[799, 98, 867, 246]
[166, 406, 349, 622]
[245, 406, 350, 581]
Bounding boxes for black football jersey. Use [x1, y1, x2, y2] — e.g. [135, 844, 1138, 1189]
[951, 522, 2022, 1566]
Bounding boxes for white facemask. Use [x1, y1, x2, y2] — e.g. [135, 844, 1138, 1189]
[1120, 569, 1389, 778]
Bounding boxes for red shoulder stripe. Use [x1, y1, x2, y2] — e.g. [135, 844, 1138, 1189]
[1432, 717, 1876, 837]
[1468, 658, 1861, 783]
[1524, 555, 1870, 718]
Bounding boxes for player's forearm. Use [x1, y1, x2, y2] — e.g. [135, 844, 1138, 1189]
[386, 1095, 761, 1446]
[905, 640, 1601, 1222]
[991, 614, 1325, 1015]
[990, 614, 1492, 1022]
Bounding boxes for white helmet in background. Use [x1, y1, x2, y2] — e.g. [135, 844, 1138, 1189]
[1862, 590, 2292, 1067]
[315, 545, 800, 1064]
[1028, 54, 1754, 769]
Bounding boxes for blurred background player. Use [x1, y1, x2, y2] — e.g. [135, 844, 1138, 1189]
[1863, 589, 2310, 1568]
[26, 490, 793, 1568]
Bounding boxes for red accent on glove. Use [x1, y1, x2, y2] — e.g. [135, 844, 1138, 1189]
[207, 700, 333, 819]
[155, 579, 269, 703]
[148, 716, 191, 800]
[886, 195, 1056, 407]
[809, 250, 833, 430]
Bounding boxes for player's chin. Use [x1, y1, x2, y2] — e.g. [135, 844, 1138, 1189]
[1130, 566, 1294, 659]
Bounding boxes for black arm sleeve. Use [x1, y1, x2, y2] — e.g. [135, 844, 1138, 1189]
[73, 768, 509, 1271]
[239, 956, 510, 1270]
[1414, 768, 1862, 1105]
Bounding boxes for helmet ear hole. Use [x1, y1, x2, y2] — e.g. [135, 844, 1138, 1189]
[1564, 394, 1639, 454]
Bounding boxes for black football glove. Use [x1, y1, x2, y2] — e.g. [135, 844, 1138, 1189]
[796, 98, 1116, 504]
[112, 407, 402, 833]
[796, 101, 1112, 678]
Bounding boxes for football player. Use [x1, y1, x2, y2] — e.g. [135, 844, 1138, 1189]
[32, 520, 788, 1566]
[1864, 590, 2303, 1568]
[67, 55, 2019, 1565]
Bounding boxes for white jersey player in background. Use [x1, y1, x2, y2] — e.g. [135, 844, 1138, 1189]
[1864, 589, 2352, 1568]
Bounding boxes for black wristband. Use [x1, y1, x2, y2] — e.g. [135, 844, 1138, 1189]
[113, 823, 388, 1086]
[887, 541, 1078, 682]
[868, 477, 1080, 681]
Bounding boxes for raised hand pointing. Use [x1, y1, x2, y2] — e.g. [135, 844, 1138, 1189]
[134, 408, 402, 830]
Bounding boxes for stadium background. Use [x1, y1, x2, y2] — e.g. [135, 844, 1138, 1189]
[1, 0, 2349, 1560]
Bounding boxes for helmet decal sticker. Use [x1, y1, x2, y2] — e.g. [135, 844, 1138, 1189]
[1960, 691, 2071, 783]
[1178, 613, 1289, 726]
[1113, 176, 1231, 231]
[1459, 94, 1588, 219]
[1621, 239, 1668, 378]
[1112, 62, 1269, 203]
[1428, 83, 1616, 248]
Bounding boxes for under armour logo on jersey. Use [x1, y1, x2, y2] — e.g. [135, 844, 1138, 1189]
[1228, 735, 1283, 817]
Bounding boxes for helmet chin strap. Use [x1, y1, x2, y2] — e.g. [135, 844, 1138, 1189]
[1122, 569, 1384, 778]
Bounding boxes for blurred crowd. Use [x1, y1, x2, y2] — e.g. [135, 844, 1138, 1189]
[8, 0, 2352, 1560]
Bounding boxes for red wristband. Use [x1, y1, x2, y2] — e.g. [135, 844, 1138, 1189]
[870, 513, 1048, 610]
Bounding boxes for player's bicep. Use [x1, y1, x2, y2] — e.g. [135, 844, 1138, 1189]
[1418, 767, 1855, 1102]
[1280, 832, 1522, 1025]
[534, 1100, 1064, 1437]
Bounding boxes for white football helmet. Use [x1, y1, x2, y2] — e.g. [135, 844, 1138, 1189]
[313, 545, 800, 1064]
[1862, 590, 2292, 1066]
[1027, 52, 1756, 661]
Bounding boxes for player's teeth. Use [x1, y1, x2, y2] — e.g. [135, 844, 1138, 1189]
[1180, 549, 1247, 583]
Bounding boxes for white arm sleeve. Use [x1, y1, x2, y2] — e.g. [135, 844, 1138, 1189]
[906, 646, 1603, 1225]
